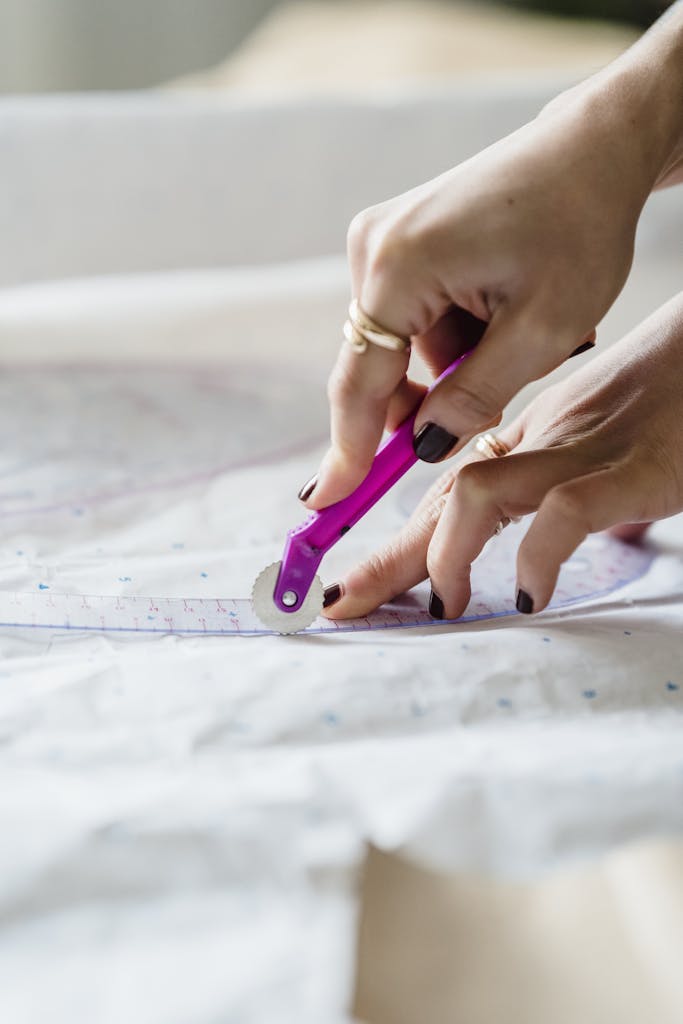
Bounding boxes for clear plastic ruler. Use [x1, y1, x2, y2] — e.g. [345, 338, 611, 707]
[0, 528, 653, 637]
[0, 365, 655, 637]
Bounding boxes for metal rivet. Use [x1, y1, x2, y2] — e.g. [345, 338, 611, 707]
[282, 591, 298, 607]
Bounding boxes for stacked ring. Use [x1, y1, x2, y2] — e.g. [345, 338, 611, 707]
[474, 431, 521, 535]
[343, 299, 411, 354]
[475, 432, 510, 459]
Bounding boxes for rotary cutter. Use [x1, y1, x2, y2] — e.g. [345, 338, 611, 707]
[251, 351, 472, 633]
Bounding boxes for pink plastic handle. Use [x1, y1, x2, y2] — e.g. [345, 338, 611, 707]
[272, 350, 472, 615]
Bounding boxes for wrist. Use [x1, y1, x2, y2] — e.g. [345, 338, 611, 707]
[585, 5, 683, 193]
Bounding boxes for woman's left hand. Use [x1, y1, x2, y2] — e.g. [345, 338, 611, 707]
[322, 293, 683, 620]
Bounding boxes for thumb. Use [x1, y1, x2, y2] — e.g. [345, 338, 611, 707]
[413, 308, 572, 463]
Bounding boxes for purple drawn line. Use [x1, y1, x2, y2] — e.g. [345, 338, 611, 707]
[0, 359, 327, 517]
[0, 432, 328, 519]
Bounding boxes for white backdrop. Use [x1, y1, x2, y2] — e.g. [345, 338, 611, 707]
[0, 0, 279, 93]
[1, 84, 681, 288]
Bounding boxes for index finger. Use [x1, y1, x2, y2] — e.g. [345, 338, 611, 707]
[306, 304, 485, 510]
[305, 326, 411, 509]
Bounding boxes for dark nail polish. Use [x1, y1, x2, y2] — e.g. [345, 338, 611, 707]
[516, 588, 533, 614]
[429, 589, 445, 619]
[413, 423, 459, 463]
[569, 340, 596, 359]
[323, 583, 342, 609]
[297, 474, 318, 502]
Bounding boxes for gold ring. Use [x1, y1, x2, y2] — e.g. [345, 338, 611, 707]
[343, 299, 411, 355]
[475, 432, 510, 459]
[474, 432, 521, 534]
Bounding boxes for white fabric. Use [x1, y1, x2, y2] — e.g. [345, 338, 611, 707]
[0, 89, 682, 1024]
[0, 258, 682, 1024]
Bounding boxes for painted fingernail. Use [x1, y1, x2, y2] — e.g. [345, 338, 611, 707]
[413, 423, 459, 463]
[428, 589, 445, 619]
[516, 588, 534, 614]
[323, 583, 343, 609]
[569, 340, 596, 359]
[297, 473, 318, 502]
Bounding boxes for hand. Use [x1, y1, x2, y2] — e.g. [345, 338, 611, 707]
[300, 10, 683, 512]
[321, 293, 683, 620]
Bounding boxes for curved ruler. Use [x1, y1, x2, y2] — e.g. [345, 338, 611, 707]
[0, 527, 653, 636]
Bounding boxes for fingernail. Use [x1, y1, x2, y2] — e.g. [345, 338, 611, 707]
[428, 589, 445, 619]
[516, 588, 534, 614]
[323, 582, 343, 609]
[569, 340, 596, 359]
[297, 473, 318, 502]
[413, 423, 459, 463]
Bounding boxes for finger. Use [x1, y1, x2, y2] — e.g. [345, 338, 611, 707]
[321, 439, 500, 619]
[413, 307, 581, 463]
[321, 490, 444, 620]
[413, 306, 488, 378]
[300, 376, 426, 508]
[306, 294, 571, 507]
[321, 306, 492, 488]
[383, 308, 489, 431]
[322, 418, 526, 619]
[303, 339, 410, 509]
[608, 521, 651, 542]
[385, 377, 426, 432]
[427, 447, 580, 619]
[382, 410, 524, 535]
[516, 465, 642, 613]
[569, 328, 597, 359]
[309, 304, 487, 507]
[310, 202, 448, 509]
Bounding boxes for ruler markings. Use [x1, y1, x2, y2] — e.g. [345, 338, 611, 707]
[0, 530, 654, 637]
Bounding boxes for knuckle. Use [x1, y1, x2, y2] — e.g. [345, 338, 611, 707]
[416, 469, 457, 512]
[425, 546, 442, 582]
[426, 544, 468, 587]
[543, 484, 590, 530]
[444, 380, 503, 427]
[414, 493, 447, 535]
[454, 459, 496, 502]
[364, 221, 415, 285]
[435, 466, 459, 492]
[326, 364, 355, 405]
[359, 550, 392, 592]
[647, 437, 683, 496]
[347, 206, 380, 263]
[350, 199, 433, 320]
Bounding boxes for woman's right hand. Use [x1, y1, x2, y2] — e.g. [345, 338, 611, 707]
[302, 9, 683, 511]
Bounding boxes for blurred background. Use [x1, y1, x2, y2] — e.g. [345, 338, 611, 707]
[0, 0, 666, 95]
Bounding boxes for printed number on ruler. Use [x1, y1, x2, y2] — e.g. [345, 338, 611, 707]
[0, 527, 654, 636]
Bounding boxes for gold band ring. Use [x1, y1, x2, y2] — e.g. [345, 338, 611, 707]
[475, 432, 510, 460]
[474, 431, 521, 535]
[343, 299, 411, 354]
